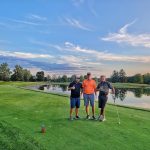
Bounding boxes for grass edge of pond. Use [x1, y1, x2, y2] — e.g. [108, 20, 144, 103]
[19, 86, 150, 112]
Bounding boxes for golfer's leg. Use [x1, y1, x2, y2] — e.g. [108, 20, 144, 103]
[86, 105, 89, 115]
[75, 108, 79, 116]
[98, 96, 101, 116]
[84, 94, 89, 115]
[90, 94, 95, 116]
[92, 106, 95, 116]
[75, 98, 80, 116]
[70, 108, 74, 117]
[101, 96, 107, 116]
[70, 98, 75, 117]
[100, 108, 104, 116]
[99, 96, 103, 116]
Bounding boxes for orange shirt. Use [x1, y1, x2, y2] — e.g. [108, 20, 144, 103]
[82, 79, 96, 94]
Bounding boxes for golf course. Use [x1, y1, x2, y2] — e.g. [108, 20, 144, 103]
[0, 82, 150, 150]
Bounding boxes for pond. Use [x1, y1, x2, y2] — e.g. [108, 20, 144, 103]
[30, 84, 150, 109]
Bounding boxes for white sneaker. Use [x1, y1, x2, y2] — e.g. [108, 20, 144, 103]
[99, 115, 106, 121]
[99, 115, 103, 121]
[102, 117, 106, 122]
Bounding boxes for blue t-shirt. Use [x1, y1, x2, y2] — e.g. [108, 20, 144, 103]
[97, 81, 113, 95]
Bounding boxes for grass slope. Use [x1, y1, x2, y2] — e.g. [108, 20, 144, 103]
[0, 121, 46, 150]
[0, 84, 150, 150]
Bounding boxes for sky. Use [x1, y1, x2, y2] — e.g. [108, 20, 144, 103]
[0, 0, 150, 77]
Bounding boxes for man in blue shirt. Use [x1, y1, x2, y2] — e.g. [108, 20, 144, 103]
[96, 75, 115, 121]
[68, 75, 82, 120]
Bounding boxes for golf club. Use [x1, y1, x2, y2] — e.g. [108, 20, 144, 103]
[112, 94, 121, 124]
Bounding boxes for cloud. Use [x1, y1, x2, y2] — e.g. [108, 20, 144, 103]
[58, 55, 102, 68]
[72, 0, 98, 17]
[63, 42, 150, 63]
[0, 48, 102, 71]
[29, 40, 103, 68]
[0, 55, 81, 75]
[102, 20, 150, 48]
[27, 14, 47, 21]
[30, 40, 150, 63]
[0, 50, 53, 59]
[9, 19, 42, 26]
[63, 17, 93, 31]
[0, 16, 45, 29]
[119, 20, 136, 34]
[87, 0, 98, 17]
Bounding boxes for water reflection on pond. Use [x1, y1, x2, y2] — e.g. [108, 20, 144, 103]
[36, 84, 150, 109]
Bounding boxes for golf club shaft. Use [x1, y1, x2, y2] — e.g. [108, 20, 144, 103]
[112, 94, 121, 124]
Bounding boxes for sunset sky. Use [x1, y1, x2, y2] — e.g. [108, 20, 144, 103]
[0, 0, 150, 77]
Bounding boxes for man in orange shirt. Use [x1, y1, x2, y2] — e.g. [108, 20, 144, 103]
[82, 72, 97, 120]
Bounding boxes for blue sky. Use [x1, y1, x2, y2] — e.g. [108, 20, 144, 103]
[0, 0, 150, 76]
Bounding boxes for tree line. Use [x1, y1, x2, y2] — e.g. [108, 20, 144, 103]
[0, 63, 150, 84]
[0, 63, 85, 82]
[109, 69, 150, 84]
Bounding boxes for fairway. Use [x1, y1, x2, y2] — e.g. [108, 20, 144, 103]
[0, 84, 150, 150]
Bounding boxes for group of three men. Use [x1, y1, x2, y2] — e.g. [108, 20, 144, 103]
[68, 72, 115, 121]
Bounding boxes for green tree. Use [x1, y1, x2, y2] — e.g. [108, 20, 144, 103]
[23, 69, 32, 81]
[44, 77, 48, 81]
[11, 65, 24, 81]
[84, 75, 87, 79]
[62, 75, 68, 82]
[111, 70, 119, 83]
[133, 74, 143, 84]
[57, 75, 61, 82]
[0, 63, 11, 81]
[93, 76, 98, 82]
[80, 75, 84, 82]
[47, 75, 51, 81]
[127, 76, 134, 83]
[36, 71, 44, 81]
[119, 69, 126, 83]
[52, 74, 57, 82]
[143, 73, 150, 84]
[29, 75, 36, 82]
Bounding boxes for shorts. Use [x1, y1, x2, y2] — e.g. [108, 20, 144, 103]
[98, 95, 108, 109]
[70, 97, 80, 108]
[83, 94, 95, 107]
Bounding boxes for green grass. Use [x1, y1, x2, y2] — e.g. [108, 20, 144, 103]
[0, 81, 46, 87]
[112, 83, 150, 88]
[0, 83, 150, 150]
[0, 121, 46, 150]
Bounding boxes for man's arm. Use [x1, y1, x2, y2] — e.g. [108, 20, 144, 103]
[111, 87, 115, 94]
[68, 87, 74, 91]
[94, 81, 97, 95]
[80, 88, 83, 98]
[68, 83, 75, 91]
[96, 83, 100, 91]
[80, 82, 84, 96]
[108, 82, 115, 94]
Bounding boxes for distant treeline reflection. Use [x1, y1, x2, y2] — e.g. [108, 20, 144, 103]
[39, 84, 150, 101]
